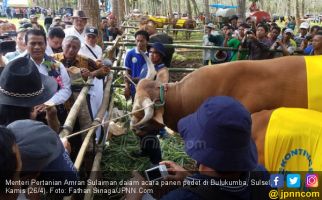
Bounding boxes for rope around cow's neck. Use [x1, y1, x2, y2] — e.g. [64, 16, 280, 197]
[64, 101, 154, 139]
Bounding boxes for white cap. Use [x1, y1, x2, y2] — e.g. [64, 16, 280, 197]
[284, 28, 294, 35]
[206, 23, 216, 29]
[299, 22, 310, 29]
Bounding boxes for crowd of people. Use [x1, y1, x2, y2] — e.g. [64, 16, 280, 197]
[203, 15, 322, 64]
[0, 7, 175, 199]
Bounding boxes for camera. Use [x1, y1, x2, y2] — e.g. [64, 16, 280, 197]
[0, 40, 16, 54]
[0, 33, 16, 54]
[305, 35, 312, 41]
[144, 165, 168, 181]
[246, 30, 253, 35]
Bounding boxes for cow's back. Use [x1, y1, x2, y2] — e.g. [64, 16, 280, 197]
[176, 56, 308, 115]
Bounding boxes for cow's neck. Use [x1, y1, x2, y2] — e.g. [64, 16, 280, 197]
[162, 82, 184, 131]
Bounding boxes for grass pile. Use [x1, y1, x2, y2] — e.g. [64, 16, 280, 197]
[95, 128, 195, 199]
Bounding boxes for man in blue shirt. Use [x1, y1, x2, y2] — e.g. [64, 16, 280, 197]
[124, 30, 149, 100]
[124, 31, 163, 165]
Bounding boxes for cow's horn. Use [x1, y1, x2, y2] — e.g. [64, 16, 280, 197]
[133, 98, 154, 127]
[140, 51, 157, 80]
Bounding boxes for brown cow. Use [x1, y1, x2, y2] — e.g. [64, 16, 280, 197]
[171, 18, 196, 40]
[148, 16, 171, 28]
[131, 56, 312, 130]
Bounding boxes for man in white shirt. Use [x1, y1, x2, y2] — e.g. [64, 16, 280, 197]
[78, 27, 103, 59]
[24, 29, 71, 124]
[78, 27, 105, 142]
[64, 10, 88, 44]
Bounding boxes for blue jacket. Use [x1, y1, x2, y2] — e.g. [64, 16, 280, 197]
[161, 165, 270, 200]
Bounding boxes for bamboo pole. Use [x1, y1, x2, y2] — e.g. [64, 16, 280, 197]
[104, 42, 301, 53]
[83, 99, 114, 200]
[73, 73, 114, 171]
[120, 25, 204, 32]
[111, 67, 196, 72]
[113, 46, 125, 68]
[104, 41, 248, 51]
[59, 78, 93, 138]
[176, 50, 202, 52]
[103, 35, 123, 59]
[123, 39, 202, 43]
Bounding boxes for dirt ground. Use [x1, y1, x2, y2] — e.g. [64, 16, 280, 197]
[169, 51, 204, 82]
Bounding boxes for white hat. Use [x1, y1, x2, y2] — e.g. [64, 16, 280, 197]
[284, 28, 294, 35]
[299, 22, 310, 29]
[206, 23, 215, 29]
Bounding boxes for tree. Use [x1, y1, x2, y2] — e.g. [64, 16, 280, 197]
[77, 0, 100, 27]
[295, 0, 300, 19]
[186, 0, 192, 19]
[168, 0, 173, 17]
[190, 0, 200, 17]
[178, 0, 181, 17]
[301, 0, 305, 18]
[124, 0, 130, 16]
[287, 0, 291, 16]
[204, 0, 210, 23]
[118, 0, 125, 22]
[237, 0, 246, 21]
[111, 0, 119, 22]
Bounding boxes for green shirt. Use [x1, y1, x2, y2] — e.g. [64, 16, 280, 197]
[227, 38, 246, 61]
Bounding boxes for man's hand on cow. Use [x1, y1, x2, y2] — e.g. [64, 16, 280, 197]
[159, 160, 192, 182]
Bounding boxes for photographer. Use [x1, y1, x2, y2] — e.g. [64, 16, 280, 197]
[202, 23, 217, 65]
[223, 23, 249, 61]
[305, 31, 322, 55]
[246, 23, 273, 60]
[302, 26, 321, 54]
[125, 97, 270, 200]
[5, 28, 27, 62]
[295, 22, 309, 47]
[270, 28, 296, 57]
[268, 26, 281, 44]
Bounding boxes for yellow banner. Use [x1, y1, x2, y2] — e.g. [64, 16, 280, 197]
[265, 108, 322, 172]
[305, 56, 322, 111]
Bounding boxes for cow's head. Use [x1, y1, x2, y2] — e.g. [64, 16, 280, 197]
[131, 79, 165, 136]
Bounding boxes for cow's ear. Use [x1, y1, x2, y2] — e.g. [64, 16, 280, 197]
[151, 108, 165, 128]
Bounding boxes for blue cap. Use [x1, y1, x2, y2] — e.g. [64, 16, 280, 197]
[150, 42, 166, 57]
[7, 120, 64, 171]
[178, 96, 258, 171]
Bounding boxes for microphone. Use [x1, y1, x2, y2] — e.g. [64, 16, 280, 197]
[102, 58, 113, 67]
